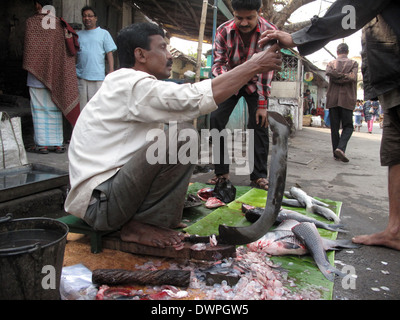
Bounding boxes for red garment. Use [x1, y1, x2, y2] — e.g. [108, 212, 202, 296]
[23, 13, 80, 125]
[212, 17, 277, 108]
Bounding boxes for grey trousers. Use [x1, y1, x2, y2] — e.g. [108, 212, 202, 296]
[84, 122, 197, 231]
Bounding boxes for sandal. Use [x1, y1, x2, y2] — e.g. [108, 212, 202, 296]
[250, 177, 269, 190]
[207, 174, 229, 185]
[27, 146, 49, 154]
[54, 146, 66, 154]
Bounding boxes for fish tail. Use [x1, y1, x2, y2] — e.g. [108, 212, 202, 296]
[318, 261, 346, 282]
[325, 224, 348, 233]
[330, 239, 361, 249]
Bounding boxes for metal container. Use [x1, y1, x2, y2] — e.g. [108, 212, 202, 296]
[0, 214, 68, 300]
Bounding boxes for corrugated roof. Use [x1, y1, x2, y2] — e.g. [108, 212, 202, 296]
[128, 0, 231, 42]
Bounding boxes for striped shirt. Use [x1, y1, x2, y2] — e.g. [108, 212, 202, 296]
[212, 17, 277, 108]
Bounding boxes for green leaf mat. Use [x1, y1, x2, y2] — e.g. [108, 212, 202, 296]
[183, 182, 343, 300]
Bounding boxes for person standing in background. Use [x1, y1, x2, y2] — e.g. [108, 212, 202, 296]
[23, 0, 80, 154]
[325, 43, 358, 163]
[363, 99, 379, 134]
[354, 100, 363, 132]
[208, 0, 277, 191]
[76, 6, 117, 110]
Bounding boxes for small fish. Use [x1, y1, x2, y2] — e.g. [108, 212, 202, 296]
[289, 186, 313, 208]
[282, 198, 303, 207]
[309, 205, 341, 224]
[278, 208, 346, 233]
[288, 187, 329, 208]
[292, 222, 346, 282]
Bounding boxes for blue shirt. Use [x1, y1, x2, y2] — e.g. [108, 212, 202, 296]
[76, 27, 117, 81]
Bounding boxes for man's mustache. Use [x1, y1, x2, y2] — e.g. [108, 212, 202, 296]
[167, 59, 173, 67]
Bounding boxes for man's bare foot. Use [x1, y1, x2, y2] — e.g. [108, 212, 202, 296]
[120, 220, 186, 248]
[175, 222, 187, 228]
[352, 230, 400, 251]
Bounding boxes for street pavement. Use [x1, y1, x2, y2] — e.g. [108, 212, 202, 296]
[26, 121, 400, 300]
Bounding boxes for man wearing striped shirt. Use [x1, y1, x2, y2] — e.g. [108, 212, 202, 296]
[208, 0, 277, 190]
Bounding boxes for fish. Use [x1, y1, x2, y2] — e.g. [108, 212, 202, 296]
[247, 220, 358, 257]
[292, 222, 347, 282]
[205, 197, 225, 209]
[247, 220, 306, 256]
[289, 186, 313, 208]
[217, 111, 290, 245]
[289, 187, 340, 223]
[197, 187, 214, 201]
[242, 204, 346, 233]
[309, 205, 341, 224]
[278, 208, 346, 232]
[288, 187, 330, 208]
[282, 198, 303, 207]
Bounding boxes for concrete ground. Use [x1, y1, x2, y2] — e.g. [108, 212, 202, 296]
[23, 121, 400, 300]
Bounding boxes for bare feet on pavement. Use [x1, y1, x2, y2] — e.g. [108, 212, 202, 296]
[352, 229, 400, 251]
[120, 220, 186, 248]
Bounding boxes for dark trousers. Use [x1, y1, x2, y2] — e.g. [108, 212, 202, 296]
[209, 89, 269, 181]
[84, 123, 196, 231]
[329, 106, 354, 154]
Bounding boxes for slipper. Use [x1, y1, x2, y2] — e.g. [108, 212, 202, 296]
[333, 148, 349, 162]
[27, 146, 49, 154]
[207, 174, 229, 185]
[250, 177, 269, 190]
[54, 146, 66, 154]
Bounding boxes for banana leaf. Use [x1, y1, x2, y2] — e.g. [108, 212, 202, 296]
[183, 182, 342, 300]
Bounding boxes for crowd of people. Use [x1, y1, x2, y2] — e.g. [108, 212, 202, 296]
[353, 99, 382, 133]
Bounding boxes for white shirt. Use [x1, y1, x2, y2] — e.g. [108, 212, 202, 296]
[65, 68, 217, 218]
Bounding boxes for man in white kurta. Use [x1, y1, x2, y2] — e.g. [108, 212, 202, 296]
[65, 22, 282, 248]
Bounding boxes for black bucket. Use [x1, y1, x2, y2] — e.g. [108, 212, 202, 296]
[0, 213, 68, 300]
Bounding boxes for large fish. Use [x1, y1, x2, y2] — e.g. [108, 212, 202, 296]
[247, 220, 358, 257]
[292, 222, 347, 282]
[242, 204, 346, 233]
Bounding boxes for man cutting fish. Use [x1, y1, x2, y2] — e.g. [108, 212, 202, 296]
[64, 22, 282, 248]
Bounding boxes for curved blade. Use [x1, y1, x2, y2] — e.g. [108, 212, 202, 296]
[218, 111, 290, 245]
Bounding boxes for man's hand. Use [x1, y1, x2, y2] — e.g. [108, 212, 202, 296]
[259, 30, 296, 49]
[256, 108, 268, 128]
[250, 43, 282, 74]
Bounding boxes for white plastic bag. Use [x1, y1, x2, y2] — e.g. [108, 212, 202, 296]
[60, 264, 98, 300]
[0, 112, 28, 169]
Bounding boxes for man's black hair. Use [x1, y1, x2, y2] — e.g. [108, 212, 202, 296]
[337, 43, 349, 54]
[81, 6, 97, 17]
[117, 22, 165, 68]
[231, 0, 262, 11]
[34, 0, 53, 7]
